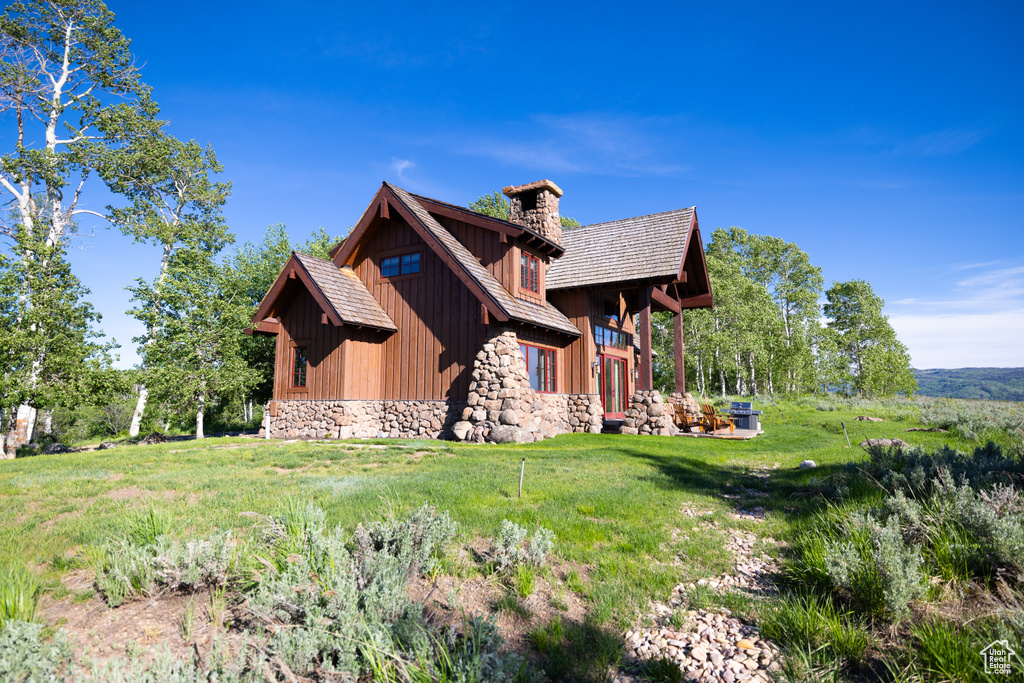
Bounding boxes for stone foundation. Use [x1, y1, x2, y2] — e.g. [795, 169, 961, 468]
[567, 394, 603, 434]
[622, 390, 676, 436]
[266, 399, 465, 440]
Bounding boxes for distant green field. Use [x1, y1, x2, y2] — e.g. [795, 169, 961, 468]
[915, 366, 1024, 401]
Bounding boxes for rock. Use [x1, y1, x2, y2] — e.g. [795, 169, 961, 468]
[488, 425, 531, 444]
[451, 421, 473, 441]
[139, 432, 167, 445]
[42, 443, 71, 454]
[498, 409, 520, 426]
[97, 441, 117, 450]
[859, 438, 908, 450]
[647, 403, 665, 417]
[798, 460, 816, 469]
[855, 415, 883, 422]
[735, 639, 756, 650]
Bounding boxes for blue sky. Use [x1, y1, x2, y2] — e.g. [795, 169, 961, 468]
[64, 0, 1024, 369]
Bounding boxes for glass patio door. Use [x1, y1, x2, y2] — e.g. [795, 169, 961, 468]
[598, 355, 627, 418]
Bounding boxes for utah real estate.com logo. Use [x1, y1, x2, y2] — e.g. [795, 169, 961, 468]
[981, 639, 1016, 676]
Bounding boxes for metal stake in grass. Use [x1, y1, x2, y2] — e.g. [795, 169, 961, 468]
[841, 421, 851, 448]
[519, 458, 525, 499]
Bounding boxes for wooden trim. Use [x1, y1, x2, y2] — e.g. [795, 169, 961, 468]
[252, 254, 345, 327]
[333, 186, 391, 267]
[376, 246, 425, 284]
[245, 317, 281, 336]
[413, 195, 564, 257]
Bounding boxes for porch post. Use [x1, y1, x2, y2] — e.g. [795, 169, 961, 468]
[673, 310, 686, 393]
[638, 286, 653, 391]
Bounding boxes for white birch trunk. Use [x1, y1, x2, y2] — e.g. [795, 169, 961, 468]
[128, 386, 147, 437]
[196, 394, 205, 439]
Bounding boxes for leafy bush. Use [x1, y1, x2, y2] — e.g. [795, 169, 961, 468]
[0, 621, 72, 681]
[491, 520, 556, 572]
[860, 441, 1023, 496]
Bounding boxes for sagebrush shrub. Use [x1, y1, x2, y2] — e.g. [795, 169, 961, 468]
[0, 621, 72, 681]
[491, 520, 556, 571]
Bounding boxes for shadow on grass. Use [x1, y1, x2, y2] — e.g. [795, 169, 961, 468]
[623, 448, 867, 522]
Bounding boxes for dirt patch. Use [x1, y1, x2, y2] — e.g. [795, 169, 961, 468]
[105, 486, 177, 502]
[270, 460, 326, 475]
[107, 472, 125, 482]
[41, 587, 212, 668]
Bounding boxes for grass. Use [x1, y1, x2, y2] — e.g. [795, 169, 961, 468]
[0, 396, 1014, 678]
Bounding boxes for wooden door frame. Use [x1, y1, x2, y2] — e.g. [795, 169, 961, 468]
[598, 353, 628, 419]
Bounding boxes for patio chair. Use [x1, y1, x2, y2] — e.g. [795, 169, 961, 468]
[700, 403, 735, 434]
[672, 403, 704, 433]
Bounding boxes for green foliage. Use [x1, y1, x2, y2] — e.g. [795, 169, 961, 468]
[825, 279, 917, 397]
[469, 191, 510, 220]
[0, 621, 72, 682]
[529, 616, 623, 683]
[759, 593, 872, 669]
[0, 564, 39, 626]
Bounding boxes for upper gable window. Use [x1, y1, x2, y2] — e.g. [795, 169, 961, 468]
[520, 252, 540, 293]
[381, 251, 421, 278]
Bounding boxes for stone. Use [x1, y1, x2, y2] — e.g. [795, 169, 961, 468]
[42, 443, 71, 454]
[488, 425, 531, 444]
[451, 421, 473, 441]
[856, 415, 883, 422]
[97, 441, 116, 450]
[140, 432, 167, 445]
[498, 409, 520, 426]
[647, 403, 665, 417]
[798, 460, 816, 469]
[735, 639, 755, 650]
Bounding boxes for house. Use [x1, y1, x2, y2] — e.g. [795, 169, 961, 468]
[248, 180, 713, 442]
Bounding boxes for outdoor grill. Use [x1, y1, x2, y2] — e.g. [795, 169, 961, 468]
[727, 401, 762, 431]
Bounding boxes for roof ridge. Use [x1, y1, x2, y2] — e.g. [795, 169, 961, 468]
[570, 206, 695, 232]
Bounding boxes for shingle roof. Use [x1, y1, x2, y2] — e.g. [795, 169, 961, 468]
[293, 252, 397, 331]
[387, 184, 581, 337]
[546, 207, 695, 290]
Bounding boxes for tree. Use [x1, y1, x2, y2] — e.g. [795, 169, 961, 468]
[99, 133, 231, 435]
[824, 279, 917, 396]
[128, 234, 256, 439]
[0, 222, 110, 456]
[0, 0, 159, 446]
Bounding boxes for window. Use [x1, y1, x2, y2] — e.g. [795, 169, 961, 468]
[291, 346, 307, 388]
[520, 252, 540, 293]
[519, 343, 556, 392]
[381, 251, 421, 278]
[595, 325, 631, 350]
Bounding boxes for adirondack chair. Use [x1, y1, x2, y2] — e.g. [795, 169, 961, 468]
[672, 403, 704, 433]
[701, 403, 735, 434]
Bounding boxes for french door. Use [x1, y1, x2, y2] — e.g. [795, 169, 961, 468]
[598, 354, 627, 418]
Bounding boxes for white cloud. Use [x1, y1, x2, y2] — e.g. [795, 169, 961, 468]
[890, 310, 1024, 368]
[391, 158, 414, 181]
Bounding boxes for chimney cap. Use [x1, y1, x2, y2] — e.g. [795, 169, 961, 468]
[502, 179, 563, 199]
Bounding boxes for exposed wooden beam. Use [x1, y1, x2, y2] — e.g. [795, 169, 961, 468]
[638, 285, 653, 391]
[379, 198, 390, 219]
[678, 293, 714, 309]
[244, 317, 281, 336]
[651, 287, 681, 313]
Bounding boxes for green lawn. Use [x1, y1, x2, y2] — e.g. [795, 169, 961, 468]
[1, 398, 968, 628]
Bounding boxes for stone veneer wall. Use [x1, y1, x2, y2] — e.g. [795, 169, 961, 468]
[450, 328, 602, 443]
[621, 390, 677, 436]
[266, 399, 464, 440]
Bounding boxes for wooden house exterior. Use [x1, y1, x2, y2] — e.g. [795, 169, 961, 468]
[249, 180, 712, 442]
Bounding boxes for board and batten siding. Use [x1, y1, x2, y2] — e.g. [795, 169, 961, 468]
[274, 287, 384, 400]
[351, 217, 486, 400]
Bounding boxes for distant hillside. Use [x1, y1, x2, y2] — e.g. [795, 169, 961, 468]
[914, 367, 1024, 402]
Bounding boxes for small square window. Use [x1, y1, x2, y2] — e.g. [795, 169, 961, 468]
[401, 252, 420, 275]
[381, 256, 400, 277]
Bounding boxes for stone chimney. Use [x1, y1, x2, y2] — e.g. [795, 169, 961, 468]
[502, 179, 563, 245]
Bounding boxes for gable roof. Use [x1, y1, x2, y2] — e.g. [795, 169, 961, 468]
[335, 183, 581, 337]
[546, 207, 696, 290]
[252, 251, 397, 332]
